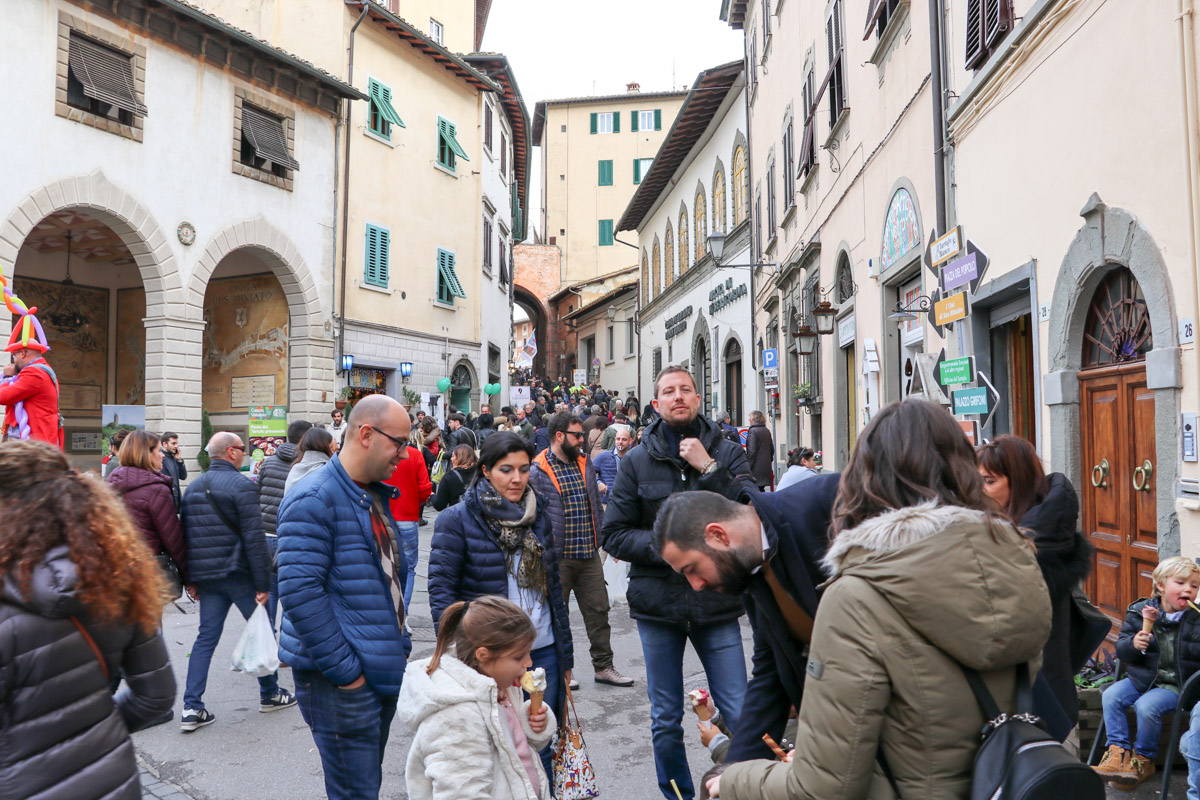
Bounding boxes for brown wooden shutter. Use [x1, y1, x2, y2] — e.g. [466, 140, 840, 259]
[69, 34, 147, 116]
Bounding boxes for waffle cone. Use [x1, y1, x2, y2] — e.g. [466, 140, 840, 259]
[529, 690, 543, 716]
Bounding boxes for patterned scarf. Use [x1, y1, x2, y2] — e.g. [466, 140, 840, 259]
[474, 481, 548, 602]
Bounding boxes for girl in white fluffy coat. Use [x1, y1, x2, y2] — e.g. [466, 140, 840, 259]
[399, 596, 556, 800]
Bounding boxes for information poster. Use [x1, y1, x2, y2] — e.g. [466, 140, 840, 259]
[509, 386, 530, 408]
[248, 405, 287, 478]
[101, 404, 145, 454]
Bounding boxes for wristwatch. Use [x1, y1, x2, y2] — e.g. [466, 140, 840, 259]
[701, 459, 719, 476]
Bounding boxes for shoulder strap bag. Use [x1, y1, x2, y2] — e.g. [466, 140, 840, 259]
[551, 684, 600, 800]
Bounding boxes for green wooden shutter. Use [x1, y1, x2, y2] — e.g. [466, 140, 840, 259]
[364, 224, 389, 287]
[655, 109, 662, 130]
[611, 110, 620, 133]
[599, 220, 614, 246]
[631, 110, 639, 132]
[633, 159, 641, 184]
[590, 112, 598, 134]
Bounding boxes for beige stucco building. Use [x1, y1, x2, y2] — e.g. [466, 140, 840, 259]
[534, 88, 686, 285]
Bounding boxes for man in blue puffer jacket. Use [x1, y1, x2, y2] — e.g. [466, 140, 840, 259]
[277, 395, 412, 800]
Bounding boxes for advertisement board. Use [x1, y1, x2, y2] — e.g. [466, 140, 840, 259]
[248, 405, 288, 477]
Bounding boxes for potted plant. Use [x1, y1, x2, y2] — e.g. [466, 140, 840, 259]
[794, 382, 812, 406]
[401, 386, 420, 412]
[335, 386, 353, 410]
[1074, 651, 1117, 758]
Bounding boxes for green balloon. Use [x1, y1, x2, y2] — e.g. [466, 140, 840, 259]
[487, 383, 500, 395]
[437, 377, 451, 392]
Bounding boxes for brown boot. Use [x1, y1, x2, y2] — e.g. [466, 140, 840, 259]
[1111, 752, 1156, 790]
[1093, 744, 1132, 778]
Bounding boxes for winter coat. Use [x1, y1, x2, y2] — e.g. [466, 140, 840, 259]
[727, 475, 841, 763]
[384, 446, 433, 522]
[533, 426, 550, 455]
[1115, 597, 1200, 693]
[180, 460, 270, 591]
[517, 420, 535, 443]
[107, 466, 189, 582]
[477, 427, 497, 448]
[1019, 472, 1092, 724]
[449, 425, 478, 451]
[601, 415, 757, 627]
[529, 450, 604, 560]
[284, 450, 330, 496]
[0, 357, 63, 448]
[719, 504, 1051, 800]
[429, 485, 574, 672]
[0, 545, 176, 800]
[277, 454, 410, 695]
[591, 448, 625, 501]
[744, 422, 774, 487]
[775, 465, 819, 492]
[160, 450, 187, 509]
[431, 466, 473, 511]
[399, 655, 555, 800]
[256, 442, 297, 535]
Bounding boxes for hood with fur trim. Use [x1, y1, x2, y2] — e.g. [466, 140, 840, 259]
[822, 502, 1051, 672]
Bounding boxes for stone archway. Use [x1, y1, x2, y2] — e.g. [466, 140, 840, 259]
[692, 312, 713, 418]
[513, 284, 551, 378]
[1045, 193, 1181, 554]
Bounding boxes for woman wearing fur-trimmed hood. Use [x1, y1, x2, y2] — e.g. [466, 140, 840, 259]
[709, 398, 1051, 800]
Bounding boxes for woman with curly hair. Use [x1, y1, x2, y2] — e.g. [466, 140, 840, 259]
[0, 440, 176, 799]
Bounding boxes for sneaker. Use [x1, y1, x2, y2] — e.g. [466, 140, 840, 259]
[180, 708, 215, 732]
[1111, 752, 1155, 790]
[594, 667, 635, 687]
[1093, 744, 1131, 777]
[568, 678, 580, 691]
[260, 688, 298, 713]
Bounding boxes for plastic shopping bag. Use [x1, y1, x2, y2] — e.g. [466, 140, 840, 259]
[230, 603, 279, 677]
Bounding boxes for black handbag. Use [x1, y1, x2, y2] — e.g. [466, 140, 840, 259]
[1068, 586, 1113, 673]
[155, 554, 183, 598]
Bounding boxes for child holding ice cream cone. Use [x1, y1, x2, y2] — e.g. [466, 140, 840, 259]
[399, 596, 556, 800]
[1095, 556, 1200, 790]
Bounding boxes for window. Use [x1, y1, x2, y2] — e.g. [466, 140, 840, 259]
[482, 215, 493, 275]
[606, 325, 614, 361]
[437, 117, 469, 171]
[782, 118, 795, 210]
[634, 157, 654, 184]
[500, 132, 507, 178]
[761, 0, 772, 38]
[484, 103, 493, 152]
[590, 111, 619, 134]
[864, 0, 904, 39]
[66, 33, 145, 124]
[437, 248, 466, 305]
[631, 109, 662, 131]
[652, 241, 662, 298]
[642, 253, 650, 304]
[837, 254, 856, 302]
[430, 18, 444, 44]
[240, 103, 299, 177]
[367, 78, 405, 140]
[364, 224, 390, 288]
[599, 219, 614, 246]
[732, 145, 747, 224]
[679, 210, 690, 274]
[749, 33, 758, 93]
[766, 160, 777, 236]
[498, 240, 511, 288]
[712, 168, 727, 234]
[826, 1, 849, 126]
[803, 275, 822, 397]
[694, 190, 708, 262]
[755, 195, 763, 260]
[799, 67, 817, 179]
[965, 0, 1014, 69]
[598, 160, 614, 186]
[664, 223, 675, 287]
[626, 319, 635, 356]
[652, 347, 663, 377]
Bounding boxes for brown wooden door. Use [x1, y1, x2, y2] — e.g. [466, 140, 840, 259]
[1081, 363, 1157, 626]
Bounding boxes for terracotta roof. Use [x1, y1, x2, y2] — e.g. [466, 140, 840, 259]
[617, 60, 744, 233]
[548, 265, 640, 303]
[719, 0, 749, 30]
[475, 0, 493, 51]
[531, 89, 689, 143]
[464, 53, 530, 241]
[562, 282, 638, 321]
[348, 1, 500, 92]
[154, 0, 366, 99]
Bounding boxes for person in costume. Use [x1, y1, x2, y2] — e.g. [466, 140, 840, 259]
[0, 286, 62, 449]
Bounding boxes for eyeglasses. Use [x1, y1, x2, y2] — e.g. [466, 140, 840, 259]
[370, 426, 409, 453]
[229, 445, 245, 452]
[564, 431, 585, 440]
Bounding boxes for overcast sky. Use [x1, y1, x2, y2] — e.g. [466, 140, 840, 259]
[481, 0, 744, 239]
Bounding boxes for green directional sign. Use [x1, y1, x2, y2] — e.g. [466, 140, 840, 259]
[939, 356, 976, 387]
[952, 386, 991, 416]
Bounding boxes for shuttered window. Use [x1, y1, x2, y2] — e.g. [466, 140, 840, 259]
[965, 0, 1013, 69]
[437, 117, 470, 171]
[364, 224, 390, 288]
[633, 158, 653, 184]
[783, 118, 795, 210]
[598, 160, 613, 186]
[67, 33, 147, 119]
[599, 219, 614, 247]
[241, 104, 300, 173]
[590, 112, 617, 134]
[500, 132, 507, 178]
[483, 215, 493, 275]
[367, 78, 404, 140]
[437, 248, 467, 305]
[633, 109, 659, 131]
[825, 1, 848, 126]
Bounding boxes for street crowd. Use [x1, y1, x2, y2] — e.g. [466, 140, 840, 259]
[0, 318, 1198, 799]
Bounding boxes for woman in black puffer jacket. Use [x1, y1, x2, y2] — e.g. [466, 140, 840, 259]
[0, 440, 176, 800]
[979, 434, 1092, 728]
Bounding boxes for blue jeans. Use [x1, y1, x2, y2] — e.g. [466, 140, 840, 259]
[637, 619, 747, 800]
[1102, 677, 1178, 758]
[529, 643, 562, 791]
[183, 574, 279, 710]
[266, 535, 279, 630]
[294, 669, 398, 800]
[1181, 702, 1200, 800]
[396, 521, 419, 614]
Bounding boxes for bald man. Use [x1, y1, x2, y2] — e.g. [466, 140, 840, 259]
[278, 395, 414, 799]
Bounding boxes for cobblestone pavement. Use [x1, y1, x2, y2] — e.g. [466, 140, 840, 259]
[138, 755, 195, 799]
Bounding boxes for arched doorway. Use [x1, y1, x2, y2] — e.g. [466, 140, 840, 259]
[450, 361, 475, 413]
[723, 337, 743, 425]
[513, 286, 550, 379]
[693, 321, 712, 419]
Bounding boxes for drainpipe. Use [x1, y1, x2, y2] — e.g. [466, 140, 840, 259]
[339, 2, 371, 372]
[1179, 0, 1200, 504]
[928, 0, 948, 233]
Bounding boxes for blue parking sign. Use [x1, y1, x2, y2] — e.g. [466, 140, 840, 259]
[762, 348, 779, 370]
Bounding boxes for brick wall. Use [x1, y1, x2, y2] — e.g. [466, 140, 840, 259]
[513, 244, 561, 378]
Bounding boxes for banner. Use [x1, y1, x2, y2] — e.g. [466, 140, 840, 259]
[248, 405, 287, 478]
[510, 386, 531, 408]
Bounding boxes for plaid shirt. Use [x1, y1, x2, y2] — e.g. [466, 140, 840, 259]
[548, 451, 596, 559]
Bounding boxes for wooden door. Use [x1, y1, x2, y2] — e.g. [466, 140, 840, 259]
[1081, 363, 1157, 625]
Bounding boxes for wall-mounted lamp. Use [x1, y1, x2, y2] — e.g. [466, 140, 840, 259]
[399, 361, 413, 381]
[889, 295, 934, 322]
[341, 354, 355, 373]
[607, 305, 617, 321]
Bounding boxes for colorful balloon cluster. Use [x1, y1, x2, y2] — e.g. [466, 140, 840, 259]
[0, 264, 49, 353]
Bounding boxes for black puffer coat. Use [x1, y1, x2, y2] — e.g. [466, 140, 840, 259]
[601, 414, 757, 626]
[744, 421, 774, 487]
[1019, 472, 1092, 723]
[257, 442, 297, 535]
[0, 546, 176, 799]
[181, 460, 270, 591]
[1116, 598, 1200, 693]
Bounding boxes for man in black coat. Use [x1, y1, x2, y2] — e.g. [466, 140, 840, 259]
[160, 430, 187, 510]
[653, 474, 841, 764]
[257, 419, 311, 628]
[601, 365, 758, 800]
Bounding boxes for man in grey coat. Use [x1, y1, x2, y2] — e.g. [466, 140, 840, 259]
[257, 419, 311, 627]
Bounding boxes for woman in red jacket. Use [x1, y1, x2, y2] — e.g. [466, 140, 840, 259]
[107, 430, 188, 591]
[384, 443, 433, 614]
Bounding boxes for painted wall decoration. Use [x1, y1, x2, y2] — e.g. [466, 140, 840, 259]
[115, 287, 147, 405]
[881, 188, 920, 272]
[18, 277, 108, 412]
[201, 272, 289, 413]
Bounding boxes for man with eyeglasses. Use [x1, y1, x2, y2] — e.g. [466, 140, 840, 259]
[180, 431, 296, 733]
[530, 412, 634, 690]
[278, 394, 413, 800]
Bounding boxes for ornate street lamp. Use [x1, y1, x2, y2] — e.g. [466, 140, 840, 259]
[791, 308, 818, 356]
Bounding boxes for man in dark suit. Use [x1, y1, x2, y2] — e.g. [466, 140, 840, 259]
[652, 474, 840, 763]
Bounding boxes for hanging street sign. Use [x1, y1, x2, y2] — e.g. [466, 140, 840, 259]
[932, 291, 970, 328]
[941, 251, 978, 293]
[958, 419, 981, 447]
[935, 350, 977, 387]
[952, 385, 991, 416]
[977, 370, 1001, 430]
[925, 226, 964, 270]
[961, 240, 991, 296]
[762, 348, 779, 370]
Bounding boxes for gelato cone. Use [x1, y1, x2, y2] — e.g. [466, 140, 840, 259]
[521, 668, 547, 715]
[1142, 605, 1160, 634]
[688, 688, 711, 722]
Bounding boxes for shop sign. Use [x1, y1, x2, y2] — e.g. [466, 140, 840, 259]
[941, 251, 978, 292]
[933, 292, 969, 327]
[937, 355, 976, 387]
[665, 305, 694, 339]
[708, 278, 748, 314]
[838, 314, 856, 348]
[951, 386, 990, 416]
[927, 226, 963, 268]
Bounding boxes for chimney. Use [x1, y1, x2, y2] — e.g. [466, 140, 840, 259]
[626, 82, 640, 93]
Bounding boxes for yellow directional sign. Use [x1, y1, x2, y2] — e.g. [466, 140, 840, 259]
[934, 292, 969, 326]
